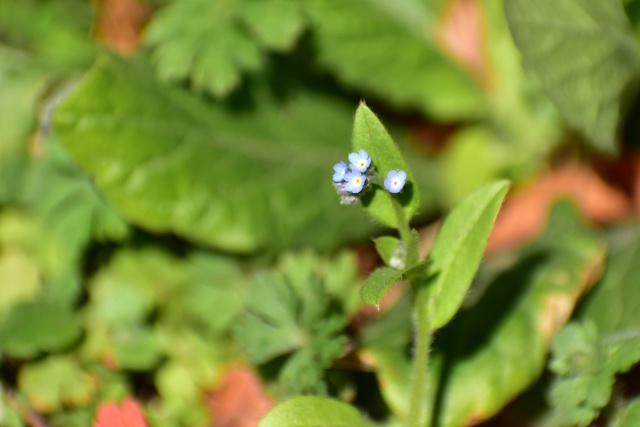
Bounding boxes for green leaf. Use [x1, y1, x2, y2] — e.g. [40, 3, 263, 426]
[433, 201, 605, 427]
[614, 399, 640, 427]
[505, 0, 640, 153]
[85, 248, 183, 328]
[259, 396, 376, 427]
[111, 327, 163, 370]
[426, 180, 510, 329]
[548, 223, 640, 426]
[52, 54, 384, 252]
[234, 254, 348, 395]
[352, 103, 419, 228]
[305, 0, 484, 121]
[1, 301, 82, 359]
[0, 391, 25, 427]
[0, 249, 41, 320]
[360, 260, 428, 307]
[18, 356, 97, 413]
[145, 0, 304, 97]
[374, 236, 404, 268]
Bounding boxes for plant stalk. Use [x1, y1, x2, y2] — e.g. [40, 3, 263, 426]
[408, 282, 433, 427]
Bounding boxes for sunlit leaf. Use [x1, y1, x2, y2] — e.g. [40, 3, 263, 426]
[259, 396, 376, 427]
[434, 201, 605, 427]
[52, 54, 393, 252]
[426, 180, 510, 329]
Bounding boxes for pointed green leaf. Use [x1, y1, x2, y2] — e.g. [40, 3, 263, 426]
[305, 0, 484, 120]
[259, 396, 376, 427]
[52, 55, 383, 252]
[352, 103, 419, 228]
[234, 254, 348, 395]
[427, 180, 510, 329]
[434, 202, 606, 427]
[505, 0, 640, 153]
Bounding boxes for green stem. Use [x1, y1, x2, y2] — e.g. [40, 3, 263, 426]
[388, 196, 433, 427]
[389, 196, 413, 253]
[408, 283, 433, 427]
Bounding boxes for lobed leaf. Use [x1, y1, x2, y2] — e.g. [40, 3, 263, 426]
[259, 396, 376, 427]
[549, 223, 640, 426]
[426, 180, 510, 330]
[233, 253, 349, 395]
[505, 0, 640, 153]
[145, 0, 304, 97]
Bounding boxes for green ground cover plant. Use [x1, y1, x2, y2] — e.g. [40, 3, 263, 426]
[2, 0, 640, 426]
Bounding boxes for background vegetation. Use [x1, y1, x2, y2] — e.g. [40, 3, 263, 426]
[1, 0, 640, 426]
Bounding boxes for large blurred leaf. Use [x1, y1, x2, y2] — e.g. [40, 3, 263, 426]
[259, 396, 376, 427]
[505, 0, 640, 153]
[305, 0, 484, 121]
[434, 202, 605, 427]
[52, 55, 392, 252]
[145, 0, 305, 97]
[0, 0, 93, 68]
[548, 224, 640, 426]
[427, 180, 510, 330]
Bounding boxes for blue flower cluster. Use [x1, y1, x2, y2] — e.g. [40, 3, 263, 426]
[333, 149, 406, 204]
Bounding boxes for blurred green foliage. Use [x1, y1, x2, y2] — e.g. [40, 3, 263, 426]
[2, 0, 640, 426]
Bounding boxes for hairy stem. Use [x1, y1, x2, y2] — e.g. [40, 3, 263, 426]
[408, 282, 433, 427]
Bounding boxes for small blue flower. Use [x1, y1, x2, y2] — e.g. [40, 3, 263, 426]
[384, 170, 407, 194]
[344, 171, 366, 193]
[348, 149, 371, 173]
[333, 161, 348, 182]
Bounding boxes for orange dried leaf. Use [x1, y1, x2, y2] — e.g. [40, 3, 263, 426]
[208, 367, 272, 427]
[93, 397, 148, 427]
[487, 165, 631, 254]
